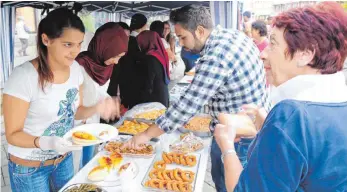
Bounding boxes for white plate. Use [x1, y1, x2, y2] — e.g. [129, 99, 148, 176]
[63, 123, 119, 146]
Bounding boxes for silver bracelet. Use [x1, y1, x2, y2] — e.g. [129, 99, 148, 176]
[221, 149, 237, 164]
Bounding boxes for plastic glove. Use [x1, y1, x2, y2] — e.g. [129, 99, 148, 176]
[39, 136, 82, 155]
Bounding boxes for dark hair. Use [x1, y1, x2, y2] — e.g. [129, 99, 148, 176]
[243, 11, 251, 18]
[267, 16, 272, 21]
[163, 21, 172, 43]
[150, 20, 164, 38]
[37, 8, 85, 91]
[273, 1, 347, 74]
[117, 22, 130, 31]
[170, 4, 213, 33]
[251, 20, 267, 37]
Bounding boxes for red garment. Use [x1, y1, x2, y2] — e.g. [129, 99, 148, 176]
[136, 30, 170, 83]
[76, 23, 128, 86]
[255, 39, 269, 53]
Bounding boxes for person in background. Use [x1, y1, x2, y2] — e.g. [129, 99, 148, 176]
[3, 8, 117, 192]
[117, 22, 130, 37]
[125, 5, 270, 192]
[266, 16, 273, 37]
[150, 20, 176, 63]
[251, 20, 269, 52]
[129, 13, 148, 52]
[214, 2, 347, 191]
[163, 21, 176, 57]
[242, 11, 252, 37]
[16, 16, 30, 56]
[136, 30, 170, 107]
[75, 23, 128, 168]
[180, 47, 199, 74]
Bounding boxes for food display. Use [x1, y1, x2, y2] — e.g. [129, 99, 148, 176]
[63, 183, 104, 192]
[72, 131, 99, 144]
[134, 109, 166, 120]
[88, 152, 123, 181]
[184, 116, 211, 132]
[117, 120, 151, 135]
[161, 152, 197, 167]
[143, 152, 198, 192]
[104, 141, 154, 156]
[170, 133, 204, 154]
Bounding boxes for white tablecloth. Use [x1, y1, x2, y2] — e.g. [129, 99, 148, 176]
[60, 131, 212, 192]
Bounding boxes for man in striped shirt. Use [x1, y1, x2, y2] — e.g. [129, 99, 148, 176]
[126, 4, 270, 191]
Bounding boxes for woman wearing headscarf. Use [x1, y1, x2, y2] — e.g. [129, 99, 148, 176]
[107, 14, 147, 110]
[135, 30, 170, 107]
[75, 23, 128, 167]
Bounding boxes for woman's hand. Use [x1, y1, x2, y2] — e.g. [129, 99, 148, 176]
[240, 104, 268, 131]
[214, 124, 236, 152]
[96, 97, 121, 121]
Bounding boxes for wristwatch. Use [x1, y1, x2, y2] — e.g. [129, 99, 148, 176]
[221, 149, 237, 164]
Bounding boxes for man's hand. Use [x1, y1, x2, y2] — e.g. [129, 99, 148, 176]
[122, 132, 152, 150]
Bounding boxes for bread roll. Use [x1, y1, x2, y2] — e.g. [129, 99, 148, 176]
[218, 113, 257, 137]
[88, 166, 109, 181]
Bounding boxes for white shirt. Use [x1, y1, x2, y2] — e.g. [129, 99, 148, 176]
[161, 38, 170, 49]
[75, 66, 110, 126]
[16, 21, 29, 39]
[4, 61, 83, 161]
[271, 72, 347, 104]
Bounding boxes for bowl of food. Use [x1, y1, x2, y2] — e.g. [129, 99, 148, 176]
[62, 183, 106, 192]
[178, 115, 212, 137]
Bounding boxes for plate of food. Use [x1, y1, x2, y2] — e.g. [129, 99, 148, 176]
[178, 115, 212, 137]
[86, 152, 139, 188]
[63, 123, 118, 146]
[169, 133, 204, 154]
[142, 152, 200, 192]
[116, 118, 153, 135]
[133, 109, 166, 121]
[62, 183, 106, 192]
[102, 139, 156, 158]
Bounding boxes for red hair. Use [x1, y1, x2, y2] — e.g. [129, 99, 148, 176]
[273, 2, 347, 74]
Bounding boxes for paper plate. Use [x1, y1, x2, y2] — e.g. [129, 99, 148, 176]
[63, 123, 119, 146]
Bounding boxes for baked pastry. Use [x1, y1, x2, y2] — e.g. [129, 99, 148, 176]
[104, 141, 154, 155]
[72, 131, 98, 144]
[87, 166, 109, 181]
[134, 109, 166, 120]
[184, 116, 211, 132]
[118, 120, 150, 135]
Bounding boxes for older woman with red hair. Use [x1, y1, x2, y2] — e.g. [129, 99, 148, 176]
[214, 2, 347, 191]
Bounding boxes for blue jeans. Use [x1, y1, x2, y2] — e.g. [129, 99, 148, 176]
[8, 152, 74, 192]
[79, 146, 95, 169]
[210, 137, 254, 192]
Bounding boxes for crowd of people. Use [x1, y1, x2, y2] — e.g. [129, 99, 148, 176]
[3, 1, 347, 192]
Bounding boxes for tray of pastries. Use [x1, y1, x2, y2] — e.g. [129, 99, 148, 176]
[142, 152, 200, 192]
[100, 137, 156, 158]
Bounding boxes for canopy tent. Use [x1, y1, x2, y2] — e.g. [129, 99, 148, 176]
[1, 1, 209, 17]
[0, 1, 243, 88]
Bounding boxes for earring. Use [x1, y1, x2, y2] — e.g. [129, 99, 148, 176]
[297, 61, 306, 67]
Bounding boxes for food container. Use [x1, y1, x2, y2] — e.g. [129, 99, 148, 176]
[123, 102, 166, 120]
[178, 114, 213, 137]
[99, 136, 157, 158]
[141, 152, 201, 192]
[62, 183, 107, 192]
